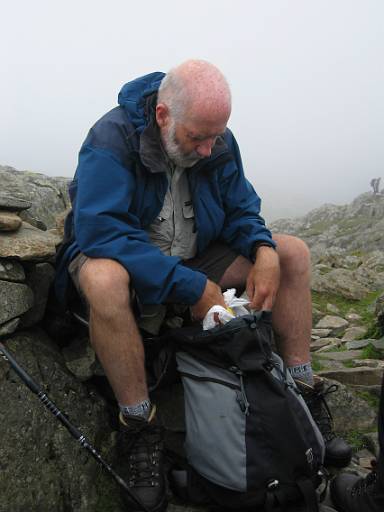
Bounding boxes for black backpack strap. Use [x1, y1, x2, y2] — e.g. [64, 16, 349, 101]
[296, 477, 319, 512]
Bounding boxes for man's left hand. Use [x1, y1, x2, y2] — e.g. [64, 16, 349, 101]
[246, 246, 280, 311]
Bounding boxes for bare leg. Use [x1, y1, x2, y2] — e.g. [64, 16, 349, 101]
[219, 234, 312, 366]
[79, 258, 148, 406]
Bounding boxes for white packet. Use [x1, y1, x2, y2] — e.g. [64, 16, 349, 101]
[202, 288, 251, 330]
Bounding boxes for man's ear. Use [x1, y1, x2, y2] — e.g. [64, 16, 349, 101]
[156, 103, 170, 128]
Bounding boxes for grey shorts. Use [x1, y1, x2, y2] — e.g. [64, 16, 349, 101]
[68, 241, 239, 299]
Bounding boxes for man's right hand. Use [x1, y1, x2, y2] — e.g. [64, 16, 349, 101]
[190, 279, 226, 321]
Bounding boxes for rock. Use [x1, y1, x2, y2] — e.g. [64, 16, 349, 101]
[19, 263, 55, 328]
[315, 316, 349, 336]
[345, 312, 363, 323]
[315, 338, 343, 352]
[0, 211, 22, 232]
[375, 292, 384, 335]
[62, 337, 96, 381]
[19, 209, 47, 230]
[311, 328, 332, 338]
[372, 339, 384, 351]
[0, 194, 32, 212]
[311, 339, 336, 351]
[0, 259, 25, 282]
[363, 432, 380, 458]
[345, 339, 372, 350]
[342, 326, 368, 341]
[55, 209, 70, 238]
[353, 360, 384, 369]
[311, 268, 372, 300]
[0, 166, 70, 228]
[326, 303, 340, 315]
[319, 367, 383, 386]
[0, 281, 34, 325]
[322, 378, 377, 433]
[312, 309, 324, 326]
[0, 317, 20, 336]
[0, 222, 60, 261]
[317, 350, 363, 362]
[0, 329, 119, 512]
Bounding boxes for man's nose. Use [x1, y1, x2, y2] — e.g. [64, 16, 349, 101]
[196, 139, 214, 158]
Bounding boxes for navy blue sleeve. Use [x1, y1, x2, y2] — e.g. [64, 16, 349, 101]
[73, 145, 207, 305]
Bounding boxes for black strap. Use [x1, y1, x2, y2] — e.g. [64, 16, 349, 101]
[296, 477, 319, 512]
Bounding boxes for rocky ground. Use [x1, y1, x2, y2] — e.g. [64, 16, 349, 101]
[1, 165, 383, 511]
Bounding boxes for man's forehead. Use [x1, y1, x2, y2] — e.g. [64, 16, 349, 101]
[181, 119, 227, 139]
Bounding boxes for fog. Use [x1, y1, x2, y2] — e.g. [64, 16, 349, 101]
[1, 1, 383, 222]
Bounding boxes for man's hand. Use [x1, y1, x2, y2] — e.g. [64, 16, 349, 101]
[190, 279, 226, 321]
[246, 246, 280, 311]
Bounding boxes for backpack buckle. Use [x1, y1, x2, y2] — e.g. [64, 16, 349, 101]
[267, 479, 279, 490]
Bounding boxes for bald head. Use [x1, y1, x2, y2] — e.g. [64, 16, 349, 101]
[157, 59, 231, 124]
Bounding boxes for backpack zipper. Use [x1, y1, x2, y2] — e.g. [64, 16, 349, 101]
[179, 371, 249, 414]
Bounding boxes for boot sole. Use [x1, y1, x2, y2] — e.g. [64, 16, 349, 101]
[126, 494, 168, 512]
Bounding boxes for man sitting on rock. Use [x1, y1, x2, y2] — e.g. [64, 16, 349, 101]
[55, 59, 351, 512]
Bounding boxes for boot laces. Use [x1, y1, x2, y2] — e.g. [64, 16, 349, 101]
[307, 384, 338, 442]
[125, 423, 163, 488]
[351, 471, 378, 497]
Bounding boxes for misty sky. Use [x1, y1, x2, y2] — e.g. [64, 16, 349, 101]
[1, 1, 383, 222]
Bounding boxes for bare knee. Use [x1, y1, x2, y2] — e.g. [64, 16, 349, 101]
[273, 234, 311, 279]
[79, 258, 132, 317]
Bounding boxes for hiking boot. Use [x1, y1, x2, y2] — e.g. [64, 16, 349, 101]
[296, 377, 352, 468]
[330, 470, 384, 511]
[117, 406, 167, 512]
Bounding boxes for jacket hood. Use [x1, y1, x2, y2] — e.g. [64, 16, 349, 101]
[118, 72, 165, 133]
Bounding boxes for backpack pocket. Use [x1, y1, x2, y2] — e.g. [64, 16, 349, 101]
[176, 351, 248, 492]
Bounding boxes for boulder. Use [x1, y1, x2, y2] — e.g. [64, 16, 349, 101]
[0, 166, 70, 228]
[0, 211, 22, 232]
[20, 263, 55, 328]
[317, 350, 363, 362]
[323, 378, 377, 433]
[0, 194, 32, 212]
[315, 316, 349, 336]
[342, 326, 368, 341]
[319, 367, 383, 386]
[0, 280, 33, 325]
[0, 330, 119, 512]
[0, 318, 21, 336]
[0, 222, 60, 261]
[0, 259, 25, 282]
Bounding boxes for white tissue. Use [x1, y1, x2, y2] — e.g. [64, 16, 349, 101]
[202, 289, 251, 330]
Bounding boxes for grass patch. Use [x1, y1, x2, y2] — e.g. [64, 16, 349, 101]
[342, 360, 356, 368]
[344, 430, 371, 452]
[356, 390, 380, 410]
[360, 343, 383, 360]
[311, 356, 325, 372]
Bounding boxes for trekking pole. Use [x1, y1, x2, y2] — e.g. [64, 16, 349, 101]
[0, 340, 150, 512]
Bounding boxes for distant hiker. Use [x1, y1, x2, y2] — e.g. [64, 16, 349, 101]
[55, 60, 351, 511]
[371, 177, 381, 194]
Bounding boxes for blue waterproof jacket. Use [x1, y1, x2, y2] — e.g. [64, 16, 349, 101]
[55, 72, 275, 306]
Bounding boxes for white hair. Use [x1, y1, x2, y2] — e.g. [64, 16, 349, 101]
[157, 59, 231, 122]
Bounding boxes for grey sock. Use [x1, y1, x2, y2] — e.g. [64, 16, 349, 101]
[288, 362, 314, 386]
[119, 399, 151, 421]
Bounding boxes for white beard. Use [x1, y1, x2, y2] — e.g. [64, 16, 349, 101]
[162, 119, 202, 168]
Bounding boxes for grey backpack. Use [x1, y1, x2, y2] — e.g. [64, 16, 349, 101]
[172, 312, 326, 511]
